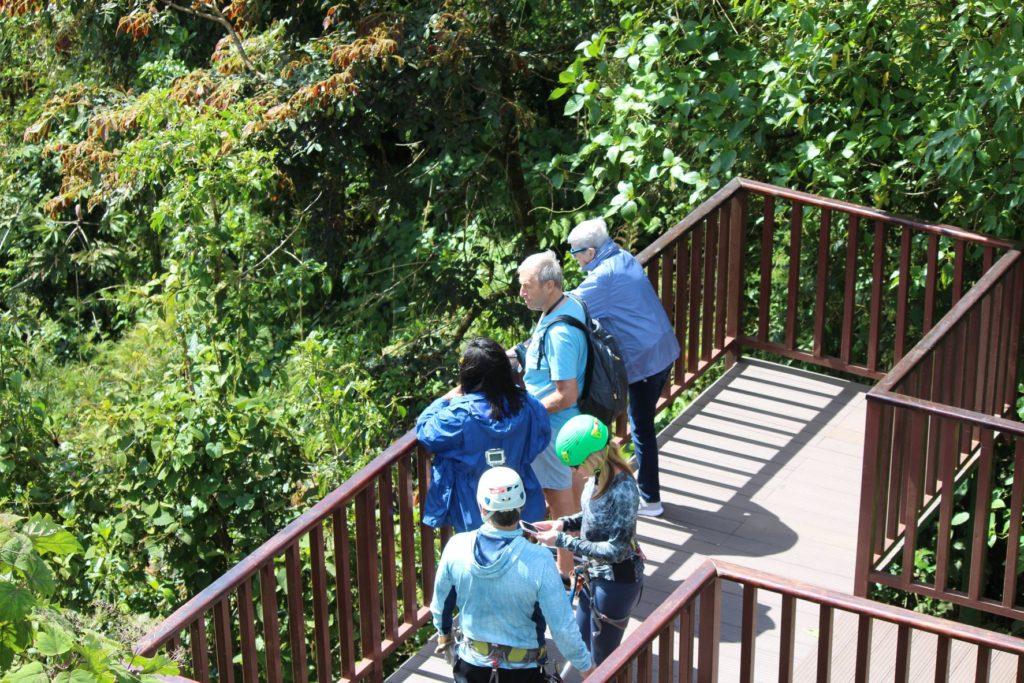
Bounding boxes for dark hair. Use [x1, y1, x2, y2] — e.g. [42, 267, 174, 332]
[490, 509, 521, 527]
[459, 338, 526, 421]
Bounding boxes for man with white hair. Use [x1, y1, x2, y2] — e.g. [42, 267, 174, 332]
[513, 251, 588, 578]
[567, 218, 680, 517]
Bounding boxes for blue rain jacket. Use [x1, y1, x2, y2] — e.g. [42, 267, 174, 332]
[431, 524, 593, 672]
[572, 239, 680, 383]
[416, 392, 550, 531]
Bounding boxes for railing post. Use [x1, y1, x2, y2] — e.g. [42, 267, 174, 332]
[725, 189, 748, 368]
[696, 576, 720, 683]
[854, 398, 883, 597]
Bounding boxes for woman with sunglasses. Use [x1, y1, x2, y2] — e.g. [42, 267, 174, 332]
[531, 414, 644, 666]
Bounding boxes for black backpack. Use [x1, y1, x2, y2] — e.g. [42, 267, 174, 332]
[536, 300, 629, 426]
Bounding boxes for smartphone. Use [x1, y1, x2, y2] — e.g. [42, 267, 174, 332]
[519, 520, 541, 534]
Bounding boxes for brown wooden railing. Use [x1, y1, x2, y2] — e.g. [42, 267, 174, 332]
[134, 433, 449, 682]
[854, 249, 1024, 618]
[135, 177, 1023, 681]
[590, 558, 1024, 682]
[731, 179, 1014, 380]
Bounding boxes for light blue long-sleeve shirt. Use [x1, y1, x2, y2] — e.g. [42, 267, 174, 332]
[430, 524, 592, 672]
[572, 239, 680, 384]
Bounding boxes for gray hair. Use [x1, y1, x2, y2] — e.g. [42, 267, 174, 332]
[567, 217, 609, 250]
[518, 250, 564, 289]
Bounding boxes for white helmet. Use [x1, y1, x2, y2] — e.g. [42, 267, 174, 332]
[476, 467, 526, 513]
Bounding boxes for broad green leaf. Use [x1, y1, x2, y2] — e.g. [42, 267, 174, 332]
[2, 660, 47, 683]
[0, 582, 36, 620]
[29, 530, 82, 557]
[799, 12, 815, 34]
[620, 200, 638, 220]
[137, 654, 178, 676]
[20, 516, 61, 538]
[719, 150, 737, 171]
[951, 511, 970, 526]
[152, 511, 175, 527]
[677, 170, 701, 185]
[36, 626, 75, 656]
[564, 95, 585, 116]
[54, 671, 99, 683]
[0, 533, 35, 572]
[23, 554, 55, 596]
[549, 87, 568, 101]
[0, 514, 24, 528]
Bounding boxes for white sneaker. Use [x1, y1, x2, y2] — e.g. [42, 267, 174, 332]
[637, 500, 664, 517]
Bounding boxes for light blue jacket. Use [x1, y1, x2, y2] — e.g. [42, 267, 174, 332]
[572, 239, 680, 383]
[416, 393, 550, 531]
[431, 525, 593, 672]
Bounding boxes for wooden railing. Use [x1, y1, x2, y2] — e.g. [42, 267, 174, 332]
[134, 433, 447, 682]
[730, 180, 1014, 380]
[591, 559, 1024, 682]
[134, 177, 1023, 681]
[854, 249, 1024, 618]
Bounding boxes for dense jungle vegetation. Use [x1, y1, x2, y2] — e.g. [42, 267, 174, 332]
[1, 0, 1023, 678]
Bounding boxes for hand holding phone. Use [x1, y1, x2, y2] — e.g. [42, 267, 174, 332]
[519, 520, 540, 534]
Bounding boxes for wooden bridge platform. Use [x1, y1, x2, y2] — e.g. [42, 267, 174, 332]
[390, 359, 1013, 681]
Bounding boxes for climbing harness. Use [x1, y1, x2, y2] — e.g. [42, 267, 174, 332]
[466, 637, 547, 665]
[572, 552, 644, 638]
[460, 636, 558, 682]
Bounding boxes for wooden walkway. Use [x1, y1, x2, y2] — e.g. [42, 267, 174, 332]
[389, 359, 1012, 681]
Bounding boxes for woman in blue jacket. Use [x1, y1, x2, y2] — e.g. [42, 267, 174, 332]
[416, 337, 551, 532]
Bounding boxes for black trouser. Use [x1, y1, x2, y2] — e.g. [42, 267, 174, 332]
[453, 658, 545, 682]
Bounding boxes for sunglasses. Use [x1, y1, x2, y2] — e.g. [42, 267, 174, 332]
[569, 246, 590, 255]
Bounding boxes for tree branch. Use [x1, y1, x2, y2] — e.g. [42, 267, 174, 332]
[157, 0, 263, 78]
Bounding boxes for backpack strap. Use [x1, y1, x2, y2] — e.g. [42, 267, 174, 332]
[535, 314, 594, 402]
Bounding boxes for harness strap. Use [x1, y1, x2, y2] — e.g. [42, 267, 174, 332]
[464, 637, 547, 665]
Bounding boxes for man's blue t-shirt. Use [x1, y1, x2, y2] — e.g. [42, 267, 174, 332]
[523, 296, 587, 433]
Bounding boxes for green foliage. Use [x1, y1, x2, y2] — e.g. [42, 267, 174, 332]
[0, 513, 176, 681]
[551, 1, 1024, 243]
[0, 0, 612, 634]
[1, 0, 1023, 659]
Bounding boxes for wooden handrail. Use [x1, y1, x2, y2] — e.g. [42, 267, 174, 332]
[736, 178, 1020, 249]
[869, 390, 1024, 437]
[588, 560, 717, 678]
[591, 558, 1024, 682]
[712, 560, 1024, 654]
[872, 248, 1023, 395]
[134, 429, 419, 656]
[635, 177, 742, 265]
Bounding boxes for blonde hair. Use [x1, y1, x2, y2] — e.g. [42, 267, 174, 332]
[593, 441, 634, 499]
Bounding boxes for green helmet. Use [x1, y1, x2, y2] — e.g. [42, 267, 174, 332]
[556, 414, 610, 467]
